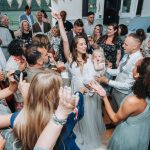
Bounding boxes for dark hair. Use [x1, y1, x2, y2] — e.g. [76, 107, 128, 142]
[99, 22, 118, 44]
[60, 10, 67, 17]
[88, 11, 95, 16]
[8, 39, 24, 56]
[41, 9, 48, 18]
[136, 28, 146, 42]
[25, 43, 43, 65]
[118, 24, 128, 36]
[132, 57, 150, 99]
[147, 26, 150, 33]
[128, 33, 143, 44]
[25, 5, 31, 11]
[74, 19, 84, 27]
[71, 35, 87, 67]
[94, 24, 103, 36]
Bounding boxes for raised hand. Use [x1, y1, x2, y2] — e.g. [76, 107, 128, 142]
[18, 72, 30, 100]
[50, 7, 61, 20]
[55, 86, 78, 119]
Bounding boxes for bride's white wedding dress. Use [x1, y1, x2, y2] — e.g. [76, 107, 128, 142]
[68, 58, 106, 150]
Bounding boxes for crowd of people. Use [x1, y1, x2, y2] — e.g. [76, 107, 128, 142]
[0, 4, 150, 150]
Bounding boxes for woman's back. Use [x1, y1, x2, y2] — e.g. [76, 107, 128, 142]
[108, 97, 150, 150]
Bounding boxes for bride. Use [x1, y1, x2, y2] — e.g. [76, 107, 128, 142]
[51, 11, 106, 150]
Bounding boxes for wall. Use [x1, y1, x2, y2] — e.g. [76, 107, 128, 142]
[141, 0, 150, 17]
[51, 0, 82, 26]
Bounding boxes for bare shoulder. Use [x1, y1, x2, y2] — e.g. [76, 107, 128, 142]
[124, 95, 139, 105]
[122, 95, 146, 110]
[88, 54, 92, 59]
[118, 95, 139, 116]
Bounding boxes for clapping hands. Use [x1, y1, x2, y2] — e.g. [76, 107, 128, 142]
[55, 86, 79, 119]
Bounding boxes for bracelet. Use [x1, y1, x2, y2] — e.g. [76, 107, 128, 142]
[52, 113, 67, 126]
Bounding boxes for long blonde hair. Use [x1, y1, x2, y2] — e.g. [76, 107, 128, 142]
[13, 70, 62, 150]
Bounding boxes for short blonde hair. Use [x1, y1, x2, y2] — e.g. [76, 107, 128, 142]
[92, 47, 105, 62]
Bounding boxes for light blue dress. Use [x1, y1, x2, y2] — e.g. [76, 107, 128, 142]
[108, 98, 150, 150]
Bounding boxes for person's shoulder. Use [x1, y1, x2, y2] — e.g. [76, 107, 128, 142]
[124, 95, 139, 106]
[66, 20, 73, 25]
[44, 21, 50, 25]
[115, 36, 123, 43]
[20, 13, 25, 17]
[83, 20, 88, 25]
[87, 54, 92, 59]
[67, 30, 73, 36]
[32, 22, 38, 27]
[30, 13, 34, 17]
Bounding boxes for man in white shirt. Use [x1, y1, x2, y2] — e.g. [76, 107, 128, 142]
[96, 33, 143, 111]
[84, 11, 97, 36]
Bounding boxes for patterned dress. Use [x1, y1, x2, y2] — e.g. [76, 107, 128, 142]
[98, 37, 123, 68]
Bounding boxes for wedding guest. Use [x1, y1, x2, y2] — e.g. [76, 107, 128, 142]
[90, 57, 150, 150]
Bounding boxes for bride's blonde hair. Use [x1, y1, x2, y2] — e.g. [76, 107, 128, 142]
[13, 70, 62, 150]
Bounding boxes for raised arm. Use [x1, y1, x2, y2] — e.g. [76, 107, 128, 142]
[51, 11, 71, 63]
[89, 81, 137, 123]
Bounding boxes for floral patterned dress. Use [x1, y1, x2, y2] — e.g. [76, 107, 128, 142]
[98, 37, 123, 68]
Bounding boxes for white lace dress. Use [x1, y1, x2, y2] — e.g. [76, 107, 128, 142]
[68, 58, 106, 150]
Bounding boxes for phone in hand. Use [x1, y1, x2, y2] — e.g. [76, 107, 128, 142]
[13, 70, 27, 82]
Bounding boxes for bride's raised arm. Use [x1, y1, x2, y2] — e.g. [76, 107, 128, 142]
[51, 11, 71, 63]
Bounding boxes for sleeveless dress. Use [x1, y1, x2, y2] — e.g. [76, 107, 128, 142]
[68, 58, 106, 150]
[108, 97, 150, 150]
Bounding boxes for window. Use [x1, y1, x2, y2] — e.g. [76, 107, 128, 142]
[122, 0, 132, 13]
[120, 0, 139, 18]
[88, 0, 97, 13]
